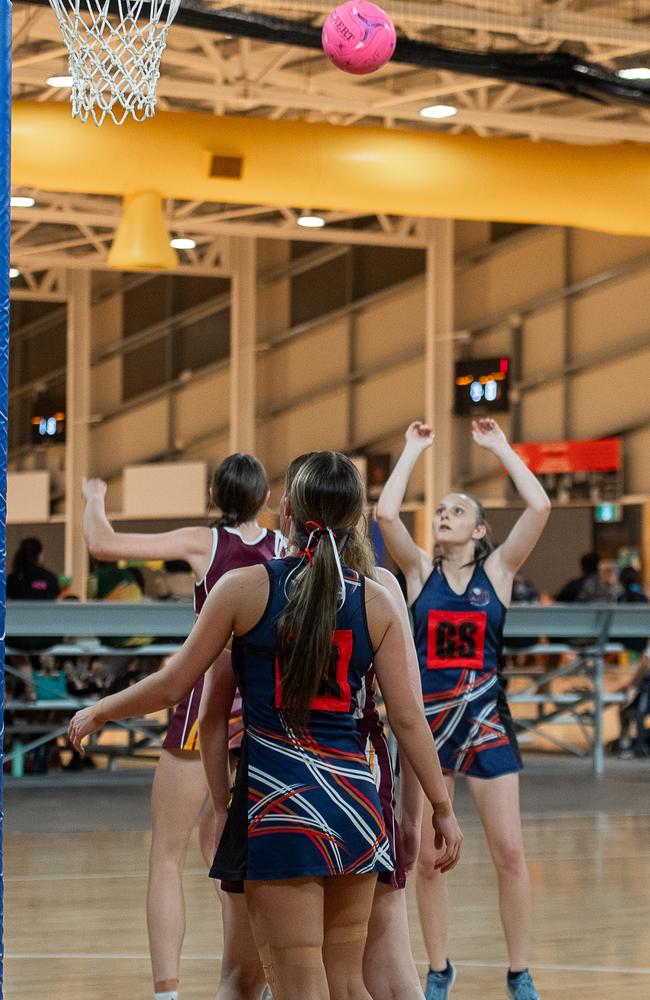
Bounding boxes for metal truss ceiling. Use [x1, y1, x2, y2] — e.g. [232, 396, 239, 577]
[10, 0, 650, 278]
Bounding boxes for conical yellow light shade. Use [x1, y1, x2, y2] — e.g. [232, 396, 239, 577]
[108, 190, 179, 270]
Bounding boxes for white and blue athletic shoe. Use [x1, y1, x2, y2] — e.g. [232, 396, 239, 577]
[424, 960, 456, 1000]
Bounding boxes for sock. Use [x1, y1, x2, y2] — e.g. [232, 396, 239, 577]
[508, 969, 528, 982]
[154, 992, 179, 1000]
[430, 961, 450, 975]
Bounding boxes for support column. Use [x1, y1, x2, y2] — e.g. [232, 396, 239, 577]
[421, 220, 455, 554]
[229, 237, 257, 455]
[65, 270, 91, 600]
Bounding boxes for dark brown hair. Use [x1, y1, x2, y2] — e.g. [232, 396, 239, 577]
[284, 453, 376, 579]
[211, 453, 268, 528]
[278, 451, 365, 729]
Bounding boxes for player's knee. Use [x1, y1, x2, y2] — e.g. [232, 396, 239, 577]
[219, 963, 266, 999]
[149, 832, 190, 869]
[416, 846, 444, 881]
[492, 839, 526, 876]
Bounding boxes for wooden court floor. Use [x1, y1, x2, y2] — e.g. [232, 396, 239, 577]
[5, 805, 650, 999]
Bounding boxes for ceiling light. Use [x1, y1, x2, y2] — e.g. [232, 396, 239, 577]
[170, 237, 196, 250]
[9, 267, 20, 279]
[297, 215, 326, 228]
[420, 104, 458, 119]
[618, 67, 650, 80]
[11, 196, 35, 208]
[46, 75, 73, 88]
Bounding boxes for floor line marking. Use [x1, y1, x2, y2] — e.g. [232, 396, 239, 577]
[7, 850, 650, 883]
[4, 954, 650, 975]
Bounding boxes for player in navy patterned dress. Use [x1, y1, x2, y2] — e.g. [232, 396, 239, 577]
[72, 451, 463, 1000]
[82, 454, 280, 1000]
[377, 419, 551, 1000]
[199, 452, 428, 999]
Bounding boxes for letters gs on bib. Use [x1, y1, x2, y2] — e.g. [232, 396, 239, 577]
[427, 611, 487, 670]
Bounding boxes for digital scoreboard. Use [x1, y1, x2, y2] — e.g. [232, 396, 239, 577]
[454, 357, 510, 415]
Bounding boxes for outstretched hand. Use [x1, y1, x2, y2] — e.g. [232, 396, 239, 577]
[405, 421, 435, 450]
[471, 418, 508, 452]
[82, 477, 108, 502]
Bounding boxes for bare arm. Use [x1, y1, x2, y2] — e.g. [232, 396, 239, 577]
[82, 477, 212, 578]
[368, 583, 462, 871]
[375, 568, 423, 846]
[68, 568, 257, 750]
[475, 420, 551, 590]
[199, 651, 236, 821]
[375, 423, 434, 589]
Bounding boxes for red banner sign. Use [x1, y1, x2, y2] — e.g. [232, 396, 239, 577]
[512, 438, 621, 474]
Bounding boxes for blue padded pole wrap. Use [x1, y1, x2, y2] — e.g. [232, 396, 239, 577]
[0, 1, 11, 992]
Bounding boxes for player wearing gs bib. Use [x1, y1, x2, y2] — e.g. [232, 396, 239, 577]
[412, 559, 521, 778]
[163, 524, 282, 753]
[377, 419, 550, 1000]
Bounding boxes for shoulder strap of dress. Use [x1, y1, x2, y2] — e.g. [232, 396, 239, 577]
[273, 529, 286, 558]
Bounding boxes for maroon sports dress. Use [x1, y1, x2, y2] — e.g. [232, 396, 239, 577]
[162, 526, 283, 752]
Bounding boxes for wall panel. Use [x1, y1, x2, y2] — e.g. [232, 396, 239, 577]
[257, 318, 348, 413]
[571, 346, 650, 440]
[455, 228, 564, 330]
[175, 367, 230, 446]
[571, 269, 650, 361]
[355, 282, 424, 369]
[91, 398, 169, 475]
[521, 382, 565, 442]
[353, 361, 424, 445]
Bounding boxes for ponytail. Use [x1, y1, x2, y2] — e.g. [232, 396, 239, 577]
[344, 520, 377, 581]
[277, 529, 345, 730]
[277, 452, 365, 730]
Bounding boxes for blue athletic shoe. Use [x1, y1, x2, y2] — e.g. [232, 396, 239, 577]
[507, 970, 541, 999]
[424, 960, 456, 999]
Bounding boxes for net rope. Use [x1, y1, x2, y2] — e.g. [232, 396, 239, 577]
[47, 0, 182, 125]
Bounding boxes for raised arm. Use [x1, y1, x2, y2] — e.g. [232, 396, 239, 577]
[376, 422, 434, 589]
[475, 420, 551, 586]
[82, 477, 212, 577]
[368, 584, 463, 872]
[68, 568, 255, 751]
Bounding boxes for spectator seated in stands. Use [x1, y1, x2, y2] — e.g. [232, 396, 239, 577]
[6, 537, 61, 700]
[555, 551, 601, 602]
[90, 560, 157, 694]
[578, 557, 618, 603]
[615, 567, 650, 758]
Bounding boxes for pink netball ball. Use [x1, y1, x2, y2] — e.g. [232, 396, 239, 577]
[322, 2, 397, 75]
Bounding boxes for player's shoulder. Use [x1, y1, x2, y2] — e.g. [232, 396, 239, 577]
[365, 574, 401, 615]
[218, 563, 269, 590]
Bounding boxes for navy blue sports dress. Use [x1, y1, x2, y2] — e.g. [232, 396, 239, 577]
[411, 559, 521, 778]
[210, 557, 395, 882]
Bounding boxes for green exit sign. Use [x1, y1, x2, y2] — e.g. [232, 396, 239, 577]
[594, 503, 622, 523]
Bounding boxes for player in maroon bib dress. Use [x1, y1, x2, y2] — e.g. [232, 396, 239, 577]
[82, 453, 279, 1000]
[163, 524, 281, 753]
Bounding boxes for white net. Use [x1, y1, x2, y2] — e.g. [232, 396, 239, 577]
[47, 0, 182, 126]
